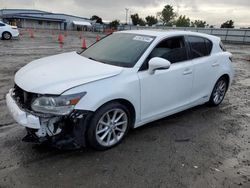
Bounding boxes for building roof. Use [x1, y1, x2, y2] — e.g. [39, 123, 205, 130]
[0, 9, 90, 21]
[3, 14, 65, 22]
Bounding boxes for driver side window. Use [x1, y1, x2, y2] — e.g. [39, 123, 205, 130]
[141, 36, 188, 70]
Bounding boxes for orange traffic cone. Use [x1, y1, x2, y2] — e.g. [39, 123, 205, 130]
[81, 37, 87, 49]
[58, 33, 64, 43]
[96, 34, 100, 42]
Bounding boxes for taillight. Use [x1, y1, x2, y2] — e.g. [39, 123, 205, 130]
[229, 57, 233, 62]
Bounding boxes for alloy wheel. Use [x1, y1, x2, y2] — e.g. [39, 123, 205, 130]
[212, 79, 227, 105]
[95, 108, 128, 147]
[3, 32, 11, 40]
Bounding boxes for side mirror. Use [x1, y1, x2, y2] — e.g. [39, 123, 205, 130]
[148, 57, 171, 75]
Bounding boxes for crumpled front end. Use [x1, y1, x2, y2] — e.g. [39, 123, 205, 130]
[22, 112, 92, 150]
[6, 86, 92, 150]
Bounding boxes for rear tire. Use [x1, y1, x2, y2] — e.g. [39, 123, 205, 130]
[208, 77, 228, 106]
[2, 32, 12, 40]
[86, 102, 131, 150]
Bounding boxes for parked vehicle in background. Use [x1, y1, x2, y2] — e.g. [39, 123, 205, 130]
[0, 21, 19, 40]
[6, 30, 234, 150]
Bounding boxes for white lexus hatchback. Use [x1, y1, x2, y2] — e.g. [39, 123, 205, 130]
[6, 30, 234, 150]
[0, 21, 19, 40]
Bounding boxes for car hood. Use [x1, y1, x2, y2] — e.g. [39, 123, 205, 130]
[15, 52, 123, 95]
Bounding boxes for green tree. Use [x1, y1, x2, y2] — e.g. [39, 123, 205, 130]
[160, 5, 177, 26]
[131, 13, 146, 26]
[109, 20, 120, 29]
[175, 15, 190, 27]
[221, 20, 234, 28]
[90, 15, 103, 24]
[145, 15, 158, 26]
[191, 20, 207, 28]
[138, 18, 146, 26]
[131, 13, 140, 25]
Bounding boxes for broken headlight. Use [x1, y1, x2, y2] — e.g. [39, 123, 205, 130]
[31, 92, 86, 115]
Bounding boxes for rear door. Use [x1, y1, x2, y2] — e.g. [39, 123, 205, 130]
[186, 36, 219, 103]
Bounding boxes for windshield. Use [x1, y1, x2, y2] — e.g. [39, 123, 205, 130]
[81, 33, 155, 67]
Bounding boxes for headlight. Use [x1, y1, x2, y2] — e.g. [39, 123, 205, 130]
[31, 92, 86, 115]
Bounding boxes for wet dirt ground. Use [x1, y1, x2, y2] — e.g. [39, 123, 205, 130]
[0, 30, 249, 188]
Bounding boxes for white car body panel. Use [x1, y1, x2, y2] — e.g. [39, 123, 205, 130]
[15, 52, 123, 95]
[8, 30, 234, 130]
[64, 70, 141, 123]
[0, 21, 19, 38]
[138, 60, 193, 121]
[191, 51, 234, 104]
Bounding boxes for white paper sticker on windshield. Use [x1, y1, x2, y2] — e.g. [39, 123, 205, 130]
[133, 36, 153, 43]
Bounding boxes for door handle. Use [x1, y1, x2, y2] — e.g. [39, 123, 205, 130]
[212, 63, 219, 67]
[183, 69, 192, 75]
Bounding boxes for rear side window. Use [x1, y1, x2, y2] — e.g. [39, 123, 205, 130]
[205, 39, 213, 53]
[0, 23, 5, 27]
[187, 36, 213, 59]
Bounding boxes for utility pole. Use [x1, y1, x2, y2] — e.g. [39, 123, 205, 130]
[125, 8, 129, 24]
[129, 10, 132, 26]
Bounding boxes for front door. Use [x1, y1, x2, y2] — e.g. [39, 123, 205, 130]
[138, 36, 194, 121]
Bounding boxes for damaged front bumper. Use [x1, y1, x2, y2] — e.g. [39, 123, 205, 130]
[6, 90, 92, 150]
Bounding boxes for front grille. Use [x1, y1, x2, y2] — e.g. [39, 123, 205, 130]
[12, 85, 38, 110]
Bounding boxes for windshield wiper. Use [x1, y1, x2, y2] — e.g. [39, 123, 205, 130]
[88, 57, 105, 64]
[88, 57, 97, 61]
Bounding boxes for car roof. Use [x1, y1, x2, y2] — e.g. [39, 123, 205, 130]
[119, 29, 220, 42]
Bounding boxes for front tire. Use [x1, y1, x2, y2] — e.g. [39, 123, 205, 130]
[2, 32, 12, 40]
[86, 102, 131, 150]
[208, 77, 228, 106]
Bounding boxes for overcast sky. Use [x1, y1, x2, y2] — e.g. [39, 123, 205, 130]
[0, 0, 249, 27]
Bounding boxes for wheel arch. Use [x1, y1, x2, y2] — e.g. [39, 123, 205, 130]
[94, 98, 136, 128]
[208, 73, 231, 101]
